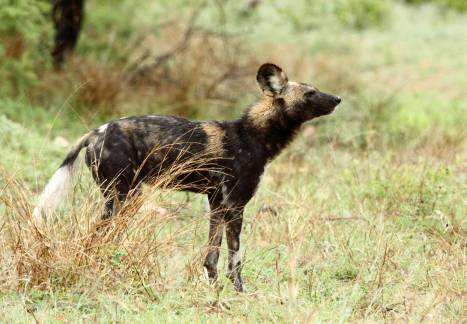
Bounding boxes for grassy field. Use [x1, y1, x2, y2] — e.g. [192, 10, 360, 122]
[0, 1, 466, 322]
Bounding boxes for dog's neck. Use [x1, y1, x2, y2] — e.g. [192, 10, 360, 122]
[238, 97, 302, 161]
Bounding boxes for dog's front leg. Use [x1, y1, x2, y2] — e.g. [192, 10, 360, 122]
[226, 207, 244, 292]
[203, 194, 224, 283]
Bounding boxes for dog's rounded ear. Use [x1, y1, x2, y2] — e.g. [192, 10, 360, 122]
[256, 63, 288, 97]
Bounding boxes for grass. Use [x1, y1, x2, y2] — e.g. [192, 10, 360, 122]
[0, 1, 466, 322]
[0, 131, 464, 322]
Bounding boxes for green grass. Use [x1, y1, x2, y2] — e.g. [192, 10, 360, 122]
[0, 134, 464, 322]
[0, 1, 466, 322]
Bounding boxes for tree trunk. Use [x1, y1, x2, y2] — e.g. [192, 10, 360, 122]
[51, 0, 84, 67]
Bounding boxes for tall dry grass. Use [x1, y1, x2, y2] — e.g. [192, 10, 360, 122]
[0, 146, 228, 298]
[0, 138, 464, 321]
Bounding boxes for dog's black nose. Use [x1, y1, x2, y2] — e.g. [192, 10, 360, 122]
[335, 96, 341, 104]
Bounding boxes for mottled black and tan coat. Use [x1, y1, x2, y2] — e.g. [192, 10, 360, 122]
[33, 63, 341, 292]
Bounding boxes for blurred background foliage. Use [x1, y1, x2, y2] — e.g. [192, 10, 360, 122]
[0, 0, 466, 150]
[0, 1, 465, 321]
[0, 0, 51, 94]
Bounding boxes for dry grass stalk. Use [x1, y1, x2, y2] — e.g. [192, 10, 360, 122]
[0, 147, 227, 294]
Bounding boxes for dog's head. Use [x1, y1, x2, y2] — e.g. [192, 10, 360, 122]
[256, 63, 341, 122]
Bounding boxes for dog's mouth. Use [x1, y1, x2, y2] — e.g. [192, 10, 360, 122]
[310, 93, 341, 116]
[315, 103, 340, 115]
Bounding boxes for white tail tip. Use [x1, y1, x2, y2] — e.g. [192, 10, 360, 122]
[33, 165, 76, 222]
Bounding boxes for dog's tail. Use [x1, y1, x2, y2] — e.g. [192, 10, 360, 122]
[33, 131, 94, 221]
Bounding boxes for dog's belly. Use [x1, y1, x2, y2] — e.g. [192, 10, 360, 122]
[139, 154, 228, 194]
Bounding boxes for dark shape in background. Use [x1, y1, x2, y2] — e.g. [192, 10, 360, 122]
[51, 0, 84, 67]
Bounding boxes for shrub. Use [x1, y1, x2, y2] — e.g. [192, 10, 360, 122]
[438, 0, 467, 12]
[0, 0, 52, 96]
[273, 0, 391, 32]
[336, 0, 391, 29]
[403, 0, 467, 12]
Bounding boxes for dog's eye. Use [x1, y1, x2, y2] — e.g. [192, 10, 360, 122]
[305, 90, 317, 98]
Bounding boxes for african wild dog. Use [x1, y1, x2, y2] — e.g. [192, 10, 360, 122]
[33, 63, 341, 292]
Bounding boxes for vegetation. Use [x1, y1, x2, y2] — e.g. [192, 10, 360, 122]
[0, 0, 465, 322]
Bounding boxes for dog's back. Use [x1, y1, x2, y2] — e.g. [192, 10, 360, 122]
[84, 115, 231, 195]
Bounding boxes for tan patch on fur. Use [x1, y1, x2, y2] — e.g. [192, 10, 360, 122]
[119, 120, 138, 132]
[248, 82, 314, 128]
[282, 82, 310, 110]
[202, 123, 225, 156]
[246, 96, 275, 128]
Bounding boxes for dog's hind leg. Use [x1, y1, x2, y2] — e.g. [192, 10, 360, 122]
[96, 182, 140, 233]
[99, 183, 124, 220]
[99, 180, 135, 220]
[101, 197, 115, 220]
